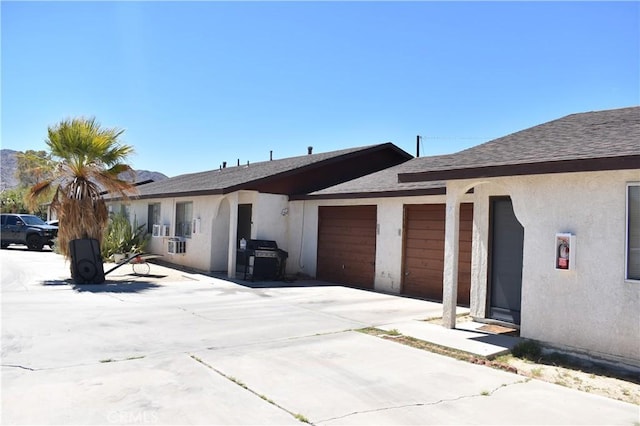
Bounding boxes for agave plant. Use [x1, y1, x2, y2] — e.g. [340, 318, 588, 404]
[101, 212, 149, 260]
[29, 117, 137, 259]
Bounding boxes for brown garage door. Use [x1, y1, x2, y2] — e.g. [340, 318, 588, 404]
[317, 205, 376, 289]
[402, 203, 473, 305]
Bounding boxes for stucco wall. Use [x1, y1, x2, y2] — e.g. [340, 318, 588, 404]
[254, 193, 289, 247]
[468, 186, 492, 320]
[121, 191, 290, 274]
[123, 195, 223, 272]
[210, 197, 230, 272]
[455, 170, 640, 365]
[515, 170, 638, 365]
[286, 200, 318, 277]
[375, 199, 404, 293]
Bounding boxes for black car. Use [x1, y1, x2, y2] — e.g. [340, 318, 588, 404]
[0, 213, 59, 251]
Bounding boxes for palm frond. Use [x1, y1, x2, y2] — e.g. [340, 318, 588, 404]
[26, 180, 54, 210]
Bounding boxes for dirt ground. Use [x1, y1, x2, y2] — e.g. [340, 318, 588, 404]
[501, 356, 640, 405]
[362, 323, 640, 406]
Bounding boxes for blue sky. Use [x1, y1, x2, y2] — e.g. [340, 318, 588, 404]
[2, 1, 638, 178]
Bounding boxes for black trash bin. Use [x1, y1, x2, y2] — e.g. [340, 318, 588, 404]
[69, 238, 105, 284]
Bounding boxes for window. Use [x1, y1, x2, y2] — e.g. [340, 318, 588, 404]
[627, 183, 640, 281]
[147, 203, 161, 234]
[119, 204, 130, 219]
[21, 215, 46, 225]
[175, 202, 193, 238]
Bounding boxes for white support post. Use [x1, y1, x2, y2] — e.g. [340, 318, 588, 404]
[442, 189, 461, 329]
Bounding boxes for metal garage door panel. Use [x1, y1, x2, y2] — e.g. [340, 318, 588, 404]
[402, 204, 473, 305]
[317, 206, 376, 289]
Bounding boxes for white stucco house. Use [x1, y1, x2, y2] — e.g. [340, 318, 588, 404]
[111, 106, 639, 368]
[287, 106, 639, 368]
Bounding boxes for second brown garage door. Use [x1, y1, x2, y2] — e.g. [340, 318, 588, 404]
[402, 203, 473, 305]
[317, 205, 376, 289]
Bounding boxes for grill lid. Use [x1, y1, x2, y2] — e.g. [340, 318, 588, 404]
[247, 239, 279, 250]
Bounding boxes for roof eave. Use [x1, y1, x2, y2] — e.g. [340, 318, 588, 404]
[109, 188, 226, 202]
[290, 187, 446, 201]
[398, 155, 640, 183]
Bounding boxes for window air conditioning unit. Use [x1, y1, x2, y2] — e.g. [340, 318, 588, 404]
[168, 238, 186, 255]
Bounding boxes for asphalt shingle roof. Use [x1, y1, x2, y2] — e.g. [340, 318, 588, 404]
[400, 106, 640, 180]
[131, 144, 405, 198]
[308, 159, 446, 197]
[308, 106, 639, 198]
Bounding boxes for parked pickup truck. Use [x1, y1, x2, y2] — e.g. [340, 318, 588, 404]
[0, 213, 58, 251]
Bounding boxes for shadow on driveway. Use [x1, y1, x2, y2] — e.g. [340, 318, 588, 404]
[42, 279, 161, 293]
[209, 272, 338, 289]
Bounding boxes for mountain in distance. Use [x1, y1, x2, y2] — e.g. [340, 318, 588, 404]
[133, 170, 170, 185]
[1, 149, 20, 191]
[0, 149, 169, 191]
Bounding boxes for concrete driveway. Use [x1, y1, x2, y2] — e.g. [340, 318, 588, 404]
[2, 248, 638, 425]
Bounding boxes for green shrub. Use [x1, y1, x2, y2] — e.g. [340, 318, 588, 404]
[101, 213, 149, 259]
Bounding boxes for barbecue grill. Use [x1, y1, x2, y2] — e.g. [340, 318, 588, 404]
[238, 239, 288, 280]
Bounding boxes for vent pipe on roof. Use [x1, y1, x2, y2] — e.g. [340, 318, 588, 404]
[222, 161, 227, 168]
[307, 146, 313, 155]
[270, 150, 273, 161]
[237, 159, 240, 166]
[416, 135, 421, 158]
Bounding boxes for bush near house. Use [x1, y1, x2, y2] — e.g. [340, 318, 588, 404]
[101, 213, 149, 260]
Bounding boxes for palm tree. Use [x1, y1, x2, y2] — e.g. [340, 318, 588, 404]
[29, 117, 136, 259]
